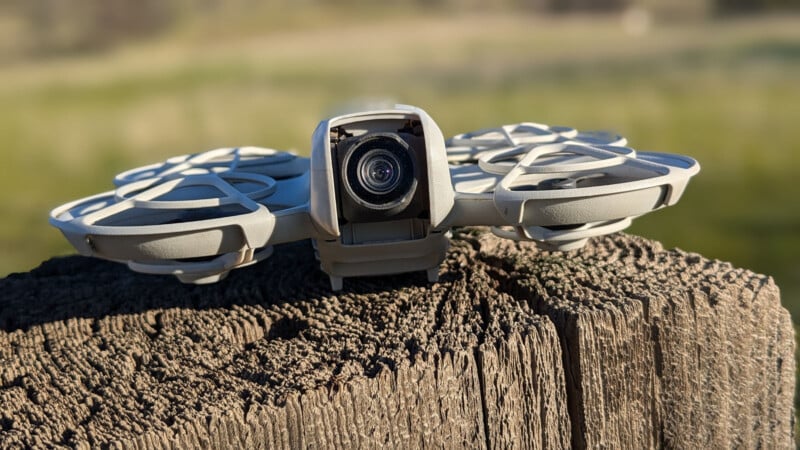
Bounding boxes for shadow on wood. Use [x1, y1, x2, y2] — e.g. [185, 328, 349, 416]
[0, 229, 794, 448]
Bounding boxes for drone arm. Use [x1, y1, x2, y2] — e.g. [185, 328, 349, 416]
[440, 193, 509, 229]
[266, 205, 319, 245]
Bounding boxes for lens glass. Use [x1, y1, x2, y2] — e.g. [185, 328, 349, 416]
[359, 149, 401, 194]
[342, 134, 418, 211]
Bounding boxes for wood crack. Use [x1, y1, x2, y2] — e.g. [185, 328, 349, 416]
[0, 229, 793, 448]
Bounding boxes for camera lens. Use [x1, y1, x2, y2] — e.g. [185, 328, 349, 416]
[342, 134, 417, 212]
[359, 149, 401, 194]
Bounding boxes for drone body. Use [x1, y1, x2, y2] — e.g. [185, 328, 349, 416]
[50, 105, 699, 290]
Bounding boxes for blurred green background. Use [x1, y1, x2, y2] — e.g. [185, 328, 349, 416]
[0, 1, 798, 315]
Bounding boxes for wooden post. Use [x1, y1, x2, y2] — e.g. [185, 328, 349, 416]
[0, 229, 794, 448]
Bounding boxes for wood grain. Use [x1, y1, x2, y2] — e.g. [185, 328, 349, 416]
[0, 229, 793, 448]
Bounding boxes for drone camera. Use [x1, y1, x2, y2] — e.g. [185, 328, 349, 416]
[333, 121, 429, 223]
[308, 106, 455, 289]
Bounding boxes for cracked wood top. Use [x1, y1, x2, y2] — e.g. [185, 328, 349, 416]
[0, 229, 794, 448]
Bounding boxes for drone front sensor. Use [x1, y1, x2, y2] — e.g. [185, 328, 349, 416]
[50, 104, 699, 291]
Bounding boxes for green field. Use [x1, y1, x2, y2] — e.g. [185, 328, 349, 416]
[1, 12, 798, 324]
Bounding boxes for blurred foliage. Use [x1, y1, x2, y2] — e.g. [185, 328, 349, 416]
[1, 0, 799, 64]
[0, 0, 175, 59]
[717, 0, 800, 12]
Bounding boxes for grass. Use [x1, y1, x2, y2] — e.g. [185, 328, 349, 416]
[0, 12, 798, 321]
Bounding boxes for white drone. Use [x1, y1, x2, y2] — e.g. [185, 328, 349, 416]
[50, 104, 699, 290]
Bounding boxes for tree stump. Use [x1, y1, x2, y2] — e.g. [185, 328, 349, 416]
[0, 229, 794, 449]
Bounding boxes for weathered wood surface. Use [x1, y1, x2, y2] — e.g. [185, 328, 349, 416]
[0, 229, 794, 449]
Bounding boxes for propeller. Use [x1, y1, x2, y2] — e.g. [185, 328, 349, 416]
[447, 123, 698, 251]
[50, 147, 309, 283]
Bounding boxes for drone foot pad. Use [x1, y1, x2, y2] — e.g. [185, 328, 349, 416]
[316, 233, 449, 291]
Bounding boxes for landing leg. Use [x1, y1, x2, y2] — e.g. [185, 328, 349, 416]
[329, 276, 343, 292]
[426, 267, 439, 283]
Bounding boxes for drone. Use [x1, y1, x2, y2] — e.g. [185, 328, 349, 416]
[50, 104, 699, 291]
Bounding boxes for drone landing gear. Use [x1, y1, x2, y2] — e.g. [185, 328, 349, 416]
[329, 276, 344, 292]
[316, 231, 449, 292]
[490, 218, 634, 252]
[127, 246, 274, 285]
[327, 267, 439, 292]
